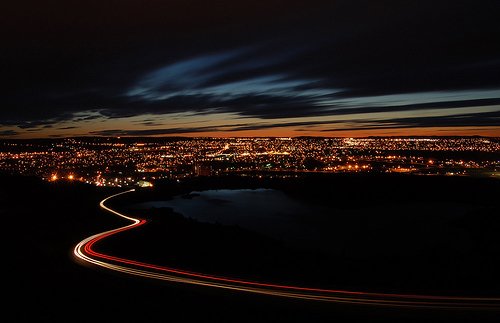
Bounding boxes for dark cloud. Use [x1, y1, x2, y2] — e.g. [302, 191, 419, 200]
[140, 121, 163, 127]
[88, 110, 499, 136]
[58, 126, 78, 130]
[378, 110, 500, 128]
[89, 122, 252, 136]
[90, 127, 222, 137]
[320, 98, 500, 117]
[1, 1, 500, 132]
[16, 120, 63, 129]
[227, 120, 343, 132]
[322, 110, 500, 132]
[0, 130, 19, 136]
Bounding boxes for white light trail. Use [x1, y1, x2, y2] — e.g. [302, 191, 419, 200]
[74, 190, 500, 309]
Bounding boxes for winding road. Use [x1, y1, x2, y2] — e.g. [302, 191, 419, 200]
[74, 189, 500, 309]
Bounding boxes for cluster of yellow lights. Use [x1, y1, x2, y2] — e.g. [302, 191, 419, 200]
[50, 174, 75, 181]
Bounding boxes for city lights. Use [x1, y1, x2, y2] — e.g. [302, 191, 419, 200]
[0, 137, 498, 187]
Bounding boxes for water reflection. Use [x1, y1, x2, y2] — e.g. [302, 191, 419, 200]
[135, 189, 328, 250]
[134, 188, 473, 258]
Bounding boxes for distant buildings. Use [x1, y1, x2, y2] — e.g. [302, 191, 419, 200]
[0, 136, 498, 186]
[137, 180, 153, 188]
[194, 162, 212, 177]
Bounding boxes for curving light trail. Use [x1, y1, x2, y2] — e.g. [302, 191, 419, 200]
[74, 189, 500, 309]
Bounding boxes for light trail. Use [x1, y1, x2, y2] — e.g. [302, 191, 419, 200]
[74, 189, 500, 309]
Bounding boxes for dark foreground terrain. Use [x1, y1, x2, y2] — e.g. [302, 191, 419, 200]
[2, 173, 500, 322]
[106, 174, 500, 295]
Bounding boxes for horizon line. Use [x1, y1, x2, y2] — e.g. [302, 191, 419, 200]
[1, 134, 499, 140]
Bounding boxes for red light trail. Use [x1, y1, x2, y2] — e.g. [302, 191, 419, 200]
[74, 190, 500, 309]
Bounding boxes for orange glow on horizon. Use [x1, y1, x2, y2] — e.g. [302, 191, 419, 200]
[130, 126, 500, 138]
[5, 125, 500, 139]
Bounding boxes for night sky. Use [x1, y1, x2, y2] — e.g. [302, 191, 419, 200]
[2, 0, 500, 138]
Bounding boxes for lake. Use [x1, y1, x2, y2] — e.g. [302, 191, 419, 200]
[132, 188, 471, 257]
